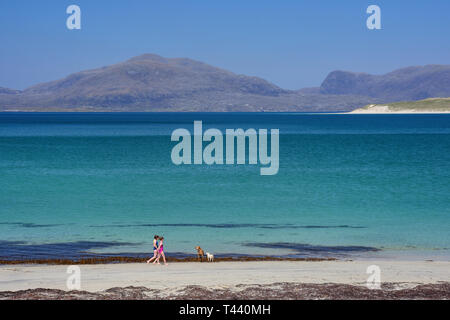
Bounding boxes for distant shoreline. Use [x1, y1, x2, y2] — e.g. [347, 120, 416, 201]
[349, 109, 450, 114]
[349, 98, 450, 114]
[2, 110, 450, 114]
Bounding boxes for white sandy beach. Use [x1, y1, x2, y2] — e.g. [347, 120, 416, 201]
[349, 105, 450, 114]
[1, 260, 449, 293]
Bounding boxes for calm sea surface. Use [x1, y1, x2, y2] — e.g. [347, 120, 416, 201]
[0, 113, 449, 260]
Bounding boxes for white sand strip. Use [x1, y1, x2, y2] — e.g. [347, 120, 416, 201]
[1, 260, 449, 292]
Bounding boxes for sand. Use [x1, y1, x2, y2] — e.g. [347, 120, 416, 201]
[349, 105, 450, 114]
[1, 260, 449, 294]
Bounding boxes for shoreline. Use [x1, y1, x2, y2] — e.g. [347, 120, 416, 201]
[349, 111, 450, 114]
[2, 110, 450, 114]
[349, 103, 450, 114]
[1, 247, 449, 266]
[0, 256, 336, 266]
[1, 260, 449, 299]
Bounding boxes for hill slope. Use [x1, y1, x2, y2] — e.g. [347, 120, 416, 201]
[0, 87, 21, 95]
[320, 65, 450, 101]
[1, 55, 448, 112]
[0, 54, 377, 112]
[13, 54, 287, 110]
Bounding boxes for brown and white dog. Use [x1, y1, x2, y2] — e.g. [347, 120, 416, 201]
[195, 246, 205, 262]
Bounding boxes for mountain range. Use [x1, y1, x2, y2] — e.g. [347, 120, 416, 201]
[0, 54, 449, 112]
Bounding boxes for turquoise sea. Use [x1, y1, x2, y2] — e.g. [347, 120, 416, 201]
[0, 113, 449, 261]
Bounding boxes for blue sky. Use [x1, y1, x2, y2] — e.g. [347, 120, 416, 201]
[1, 0, 449, 90]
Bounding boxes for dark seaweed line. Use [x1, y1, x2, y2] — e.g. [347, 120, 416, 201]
[0, 222, 66, 228]
[2, 282, 449, 300]
[0, 221, 366, 230]
[0, 255, 337, 265]
[88, 223, 367, 229]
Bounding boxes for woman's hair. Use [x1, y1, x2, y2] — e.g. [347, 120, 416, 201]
[154, 235, 159, 239]
[159, 236, 164, 240]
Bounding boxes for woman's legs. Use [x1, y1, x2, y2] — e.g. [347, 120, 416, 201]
[147, 250, 158, 263]
[160, 251, 168, 265]
[153, 252, 161, 264]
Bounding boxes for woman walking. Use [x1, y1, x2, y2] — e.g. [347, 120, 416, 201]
[154, 236, 168, 266]
[146, 235, 160, 264]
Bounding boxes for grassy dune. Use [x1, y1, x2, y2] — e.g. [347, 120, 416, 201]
[353, 98, 450, 113]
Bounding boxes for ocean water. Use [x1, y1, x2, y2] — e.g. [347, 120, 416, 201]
[0, 113, 449, 261]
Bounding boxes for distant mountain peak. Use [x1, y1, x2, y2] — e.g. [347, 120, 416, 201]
[127, 53, 170, 63]
[1, 55, 449, 112]
[320, 65, 450, 101]
[126, 54, 212, 70]
[1, 53, 290, 111]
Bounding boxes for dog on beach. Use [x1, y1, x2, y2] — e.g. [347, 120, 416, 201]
[206, 252, 214, 262]
[195, 246, 205, 262]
